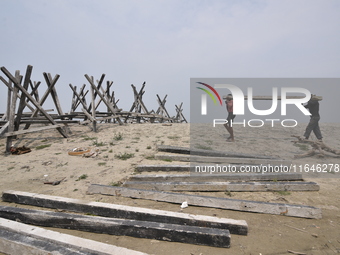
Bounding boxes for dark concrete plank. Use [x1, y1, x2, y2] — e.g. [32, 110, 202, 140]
[0, 218, 147, 255]
[155, 154, 291, 165]
[0, 206, 230, 248]
[135, 164, 190, 172]
[2, 190, 248, 236]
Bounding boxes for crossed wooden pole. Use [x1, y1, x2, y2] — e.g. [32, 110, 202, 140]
[0, 65, 69, 152]
[0, 66, 188, 152]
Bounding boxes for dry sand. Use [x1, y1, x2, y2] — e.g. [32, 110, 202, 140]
[0, 122, 339, 255]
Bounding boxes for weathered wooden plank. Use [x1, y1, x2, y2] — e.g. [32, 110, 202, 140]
[155, 154, 291, 165]
[86, 74, 105, 113]
[175, 102, 188, 123]
[70, 84, 77, 112]
[0, 75, 35, 112]
[2, 190, 248, 235]
[69, 84, 88, 110]
[81, 115, 117, 125]
[0, 218, 147, 255]
[128, 173, 304, 182]
[85, 74, 123, 125]
[77, 86, 89, 112]
[136, 165, 191, 172]
[88, 184, 322, 219]
[82, 108, 95, 122]
[14, 65, 33, 132]
[20, 112, 75, 118]
[5, 73, 19, 152]
[94, 81, 114, 112]
[81, 111, 159, 117]
[125, 113, 173, 119]
[5, 79, 12, 121]
[105, 81, 113, 121]
[0, 114, 6, 121]
[0, 122, 9, 136]
[192, 164, 301, 174]
[46, 73, 64, 117]
[17, 120, 79, 124]
[0, 206, 231, 248]
[22, 109, 54, 114]
[87, 111, 175, 121]
[123, 181, 319, 192]
[29, 80, 41, 102]
[135, 164, 268, 173]
[131, 83, 149, 114]
[156, 94, 172, 122]
[127, 82, 145, 113]
[157, 145, 277, 159]
[1, 124, 64, 137]
[90, 84, 97, 132]
[23, 72, 60, 130]
[156, 94, 166, 114]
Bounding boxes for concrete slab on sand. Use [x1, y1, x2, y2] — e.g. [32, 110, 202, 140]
[0, 206, 231, 248]
[0, 218, 148, 255]
[2, 190, 248, 235]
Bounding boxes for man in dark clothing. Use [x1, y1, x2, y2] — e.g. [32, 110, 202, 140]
[303, 95, 322, 141]
[224, 94, 236, 142]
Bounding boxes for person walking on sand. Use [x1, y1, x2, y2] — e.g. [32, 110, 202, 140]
[224, 94, 236, 142]
[303, 94, 323, 141]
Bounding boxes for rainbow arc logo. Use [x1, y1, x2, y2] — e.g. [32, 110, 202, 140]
[196, 82, 222, 105]
[196, 82, 222, 115]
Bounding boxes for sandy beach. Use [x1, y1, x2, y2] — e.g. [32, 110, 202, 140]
[0, 122, 339, 255]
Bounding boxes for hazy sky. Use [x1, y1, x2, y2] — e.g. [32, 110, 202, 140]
[1, 0, 339, 121]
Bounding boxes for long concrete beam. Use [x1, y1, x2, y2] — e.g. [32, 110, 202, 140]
[0, 218, 148, 255]
[154, 154, 291, 165]
[87, 184, 322, 219]
[135, 164, 295, 174]
[128, 173, 304, 182]
[0, 206, 231, 248]
[135, 164, 190, 172]
[157, 145, 277, 159]
[1, 190, 248, 236]
[123, 181, 320, 192]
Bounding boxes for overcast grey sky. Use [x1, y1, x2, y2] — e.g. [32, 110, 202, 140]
[1, 0, 339, 121]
